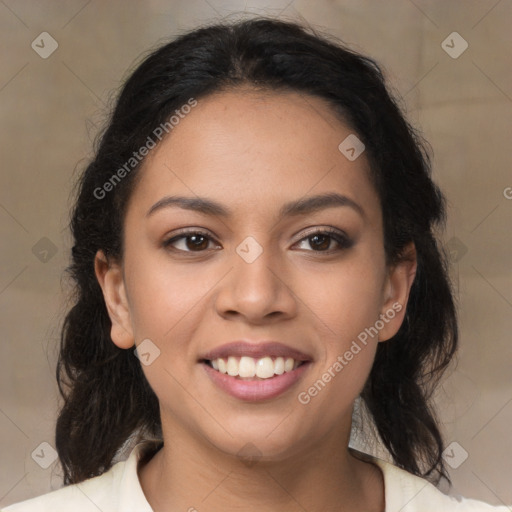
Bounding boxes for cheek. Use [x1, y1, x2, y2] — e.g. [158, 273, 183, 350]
[123, 253, 209, 343]
[296, 265, 382, 415]
[301, 256, 386, 343]
[122, 256, 208, 415]
[294, 252, 386, 405]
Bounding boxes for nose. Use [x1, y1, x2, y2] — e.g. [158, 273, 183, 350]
[213, 243, 298, 324]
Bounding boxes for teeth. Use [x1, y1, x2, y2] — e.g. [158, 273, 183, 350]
[239, 356, 256, 378]
[274, 357, 285, 375]
[284, 357, 294, 372]
[227, 356, 238, 376]
[209, 356, 301, 379]
[255, 356, 274, 378]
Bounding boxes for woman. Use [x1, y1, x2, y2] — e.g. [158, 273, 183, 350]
[4, 17, 509, 512]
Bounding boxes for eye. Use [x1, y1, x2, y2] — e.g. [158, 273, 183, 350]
[162, 228, 353, 254]
[162, 230, 220, 253]
[294, 228, 353, 252]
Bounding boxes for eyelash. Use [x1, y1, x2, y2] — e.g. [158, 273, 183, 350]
[162, 228, 353, 255]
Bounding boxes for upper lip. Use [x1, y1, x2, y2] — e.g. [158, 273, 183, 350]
[199, 341, 313, 362]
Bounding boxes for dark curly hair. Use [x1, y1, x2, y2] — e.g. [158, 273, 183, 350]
[56, 16, 458, 486]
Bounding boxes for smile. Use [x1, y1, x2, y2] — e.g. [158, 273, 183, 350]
[206, 356, 303, 379]
[199, 340, 312, 401]
[201, 359, 311, 402]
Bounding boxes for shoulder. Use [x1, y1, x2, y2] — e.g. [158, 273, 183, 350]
[1, 442, 155, 512]
[372, 456, 510, 511]
[1, 468, 119, 512]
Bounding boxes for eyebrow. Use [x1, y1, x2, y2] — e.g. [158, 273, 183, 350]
[146, 192, 365, 220]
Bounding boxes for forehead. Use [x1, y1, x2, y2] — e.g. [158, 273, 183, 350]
[126, 88, 380, 224]
[156, 88, 355, 170]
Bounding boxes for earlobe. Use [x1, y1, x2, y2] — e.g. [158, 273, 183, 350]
[378, 242, 417, 342]
[94, 250, 135, 349]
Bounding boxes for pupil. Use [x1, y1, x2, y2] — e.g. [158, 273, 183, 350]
[311, 234, 329, 251]
[187, 235, 208, 251]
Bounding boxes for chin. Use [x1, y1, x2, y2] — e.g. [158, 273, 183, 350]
[198, 415, 312, 464]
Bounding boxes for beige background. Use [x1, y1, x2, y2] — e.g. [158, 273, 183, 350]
[0, 0, 511, 507]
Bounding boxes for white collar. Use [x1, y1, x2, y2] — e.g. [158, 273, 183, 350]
[117, 441, 505, 512]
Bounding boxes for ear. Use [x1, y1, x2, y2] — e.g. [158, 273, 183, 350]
[94, 250, 135, 349]
[378, 242, 417, 342]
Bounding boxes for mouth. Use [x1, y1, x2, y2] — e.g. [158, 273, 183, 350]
[201, 356, 306, 380]
[198, 341, 313, 401]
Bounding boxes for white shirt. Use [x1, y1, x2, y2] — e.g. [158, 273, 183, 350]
[2, 442, 509, 511]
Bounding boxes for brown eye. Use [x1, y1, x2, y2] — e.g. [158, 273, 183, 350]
[184, 234, 209, 251]
[295, 229, 353, 252]
[163, 230, 219, 253]
[308, 233, 332, 251]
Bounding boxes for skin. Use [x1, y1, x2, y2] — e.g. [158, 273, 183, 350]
[95, 88, 417, 512]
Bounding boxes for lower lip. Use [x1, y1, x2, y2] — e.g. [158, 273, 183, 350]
[202, 362, 311, 402]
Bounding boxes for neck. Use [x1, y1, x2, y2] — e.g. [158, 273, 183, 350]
[138, 423, 384, 512]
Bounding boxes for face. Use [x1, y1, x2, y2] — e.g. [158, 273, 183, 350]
[96, 88, 415, 461]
